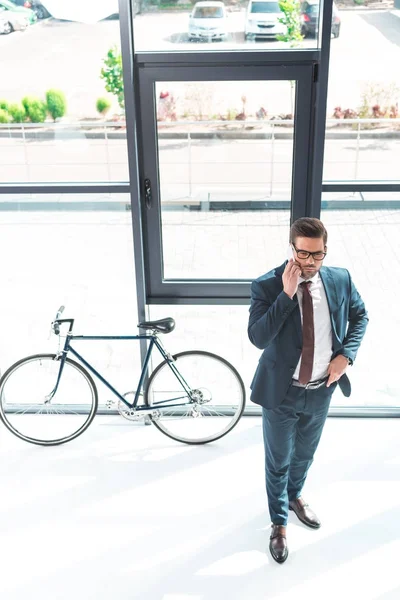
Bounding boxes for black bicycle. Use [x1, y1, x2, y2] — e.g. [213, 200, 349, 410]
[0, 307, 246, 446]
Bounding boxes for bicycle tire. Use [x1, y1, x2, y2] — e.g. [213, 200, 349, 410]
[0, 354, 98, 446]
[144, 350, 245, 445]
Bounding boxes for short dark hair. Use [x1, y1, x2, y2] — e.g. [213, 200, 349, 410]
[290, 217, 328, 246]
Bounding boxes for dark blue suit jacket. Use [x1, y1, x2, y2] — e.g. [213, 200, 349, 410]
[248, 262, 368, 409]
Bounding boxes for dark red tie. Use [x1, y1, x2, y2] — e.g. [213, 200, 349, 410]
[298, 281, 314, 385]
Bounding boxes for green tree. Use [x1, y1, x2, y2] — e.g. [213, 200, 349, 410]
[46, 89, 67, 121]
[100, 46, 125, 111]
[277, 0, 303, 47]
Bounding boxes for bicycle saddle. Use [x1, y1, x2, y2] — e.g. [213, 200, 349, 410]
[137, 317, 175, 334]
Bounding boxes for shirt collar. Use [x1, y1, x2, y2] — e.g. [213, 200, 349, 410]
[299, 271, 320, 285]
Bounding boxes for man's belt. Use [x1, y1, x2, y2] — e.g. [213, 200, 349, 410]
[291, 376, 329, 390]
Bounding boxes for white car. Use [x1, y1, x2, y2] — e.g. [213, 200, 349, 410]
[245, 0, 286, 40]
[188, 1, 228, 42]
[0, 6, 28, 34]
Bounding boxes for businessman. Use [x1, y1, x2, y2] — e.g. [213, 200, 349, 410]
[248, 217, 368, 564]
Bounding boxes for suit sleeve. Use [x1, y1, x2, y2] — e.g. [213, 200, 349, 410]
[341, 271, 369, 362]
[248, 279, 298, 350]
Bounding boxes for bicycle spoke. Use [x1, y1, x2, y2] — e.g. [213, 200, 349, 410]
[145, 351, 245, 444]
[199, 405, 228, 418]
[0, 355, 97, 445]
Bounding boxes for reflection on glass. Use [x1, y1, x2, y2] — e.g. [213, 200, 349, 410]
[155, 80, 294, 279]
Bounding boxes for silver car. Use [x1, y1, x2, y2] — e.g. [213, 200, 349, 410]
[0, 5, 28, 34]
[245, 0, 286, 40]
[189, 1, 228, 42]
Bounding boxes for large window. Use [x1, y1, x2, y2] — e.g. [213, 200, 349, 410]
[1, 0, 397, 417]
[155, 80, 294, 280]
[0, 194, 140, 404]
[132, 0, 321, 51]
[148, 293, 398, 409]
[138, 63, 314, 300]
[323, 4, 400, 183]
[0, 7, 138, 406]
[320, 205, 399, 408]
[0, 11, 128, 182]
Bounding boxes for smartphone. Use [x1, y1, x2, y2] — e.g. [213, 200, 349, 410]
[287, 245, 294, 262]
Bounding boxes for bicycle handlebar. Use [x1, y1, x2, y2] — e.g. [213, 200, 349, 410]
[52, 305, 65, 335]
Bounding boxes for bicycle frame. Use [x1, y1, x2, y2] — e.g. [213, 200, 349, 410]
[52, 324, 194, 413]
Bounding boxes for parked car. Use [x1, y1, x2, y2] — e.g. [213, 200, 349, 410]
[188, 1, 228, 41]
[300, 0, 341, 38]
[0, 3, 28, 32]
[245, 0, 285, 41]
[11, 0, 50, 19]
[0, 0, 36, 24]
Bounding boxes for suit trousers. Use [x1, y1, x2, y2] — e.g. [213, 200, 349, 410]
[261, 381, 337, 525]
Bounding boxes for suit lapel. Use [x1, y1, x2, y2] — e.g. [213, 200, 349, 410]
[320, 267, 341, 347]
[320, 267, 337, 310]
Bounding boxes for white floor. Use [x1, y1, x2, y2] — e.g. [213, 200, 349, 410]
[0, 415, 399, 600]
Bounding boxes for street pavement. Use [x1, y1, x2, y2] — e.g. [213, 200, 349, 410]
[0, 9, 399, 116]
[0, 130, 399, 188]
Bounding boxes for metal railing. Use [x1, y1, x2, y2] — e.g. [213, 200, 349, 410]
[0, 118, 399, 202]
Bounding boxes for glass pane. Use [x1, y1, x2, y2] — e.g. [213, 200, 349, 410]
[0, 13, 128, 183]
[0, 194, 140, 406]
[320, 205, 399, 408]
[133, 0, 325, 50]
[156, 80, 294, 279]
[148, 292, 397, 411]
[324, 6, 400, 182]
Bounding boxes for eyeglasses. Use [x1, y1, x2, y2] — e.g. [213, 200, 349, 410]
[291, 244, 327, 261]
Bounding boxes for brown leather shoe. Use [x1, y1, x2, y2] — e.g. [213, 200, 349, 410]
[269, 525, 288, 564]
[289, 497, 321, 529]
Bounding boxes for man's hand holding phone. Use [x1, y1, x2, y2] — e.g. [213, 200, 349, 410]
[283, 259, 301, 299]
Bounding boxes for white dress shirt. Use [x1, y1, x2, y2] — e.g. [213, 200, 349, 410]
[293, 271, 333, 382]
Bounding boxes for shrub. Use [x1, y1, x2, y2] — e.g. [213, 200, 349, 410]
[0, 100, 9, 112]
[0, 109, 10, 124]
[96, 97, 112, 116]
[8, 103, 26, 123]
[29, 100, 47, 123]
[46, 89, 67, 121]
[100, 46, 124, 110]
[22, 97, 47, 123]
[22, 95, 39, 113]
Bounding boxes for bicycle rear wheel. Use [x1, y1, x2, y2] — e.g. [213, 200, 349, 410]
[144, 351, 245, 444]
[0, 354, 98, 446]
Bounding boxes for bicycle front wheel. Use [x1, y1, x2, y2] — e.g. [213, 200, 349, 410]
[0, 354, 98, 446]
[144, 351, 245, 445]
